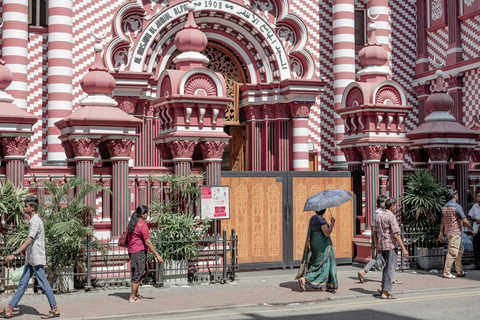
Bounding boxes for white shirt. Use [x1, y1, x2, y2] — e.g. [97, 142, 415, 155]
[468, 203, 480, 233]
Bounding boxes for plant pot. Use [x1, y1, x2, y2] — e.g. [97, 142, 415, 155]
[54, 266, 74, 292]
[415, 247, 444, 269]
[162, 260, 188, 285]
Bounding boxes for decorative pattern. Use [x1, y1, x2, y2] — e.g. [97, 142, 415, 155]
[70, 138, 101, 157]
[358, 145, 386, 161]
[452, 148, 474, 162]
[267, 184, 280, 256]
[167, 140, 198, 159]
[346, 87, 364, 108]
[295, 183, 308, 258]
[235, 183, 248, 258]
[106, 139, 135, 158]
[408, 149, 429, 165]
[199, 141, 228, 159]
[375, 86, 402, 105]
[385, 146, 408, 161]
[461, 15, 480, 61]
[463, 68, 480, 126]
[252, 183, 264, 257]
[184, 74, 217, 96]
[343, 147, 362, 162]
[426, 147, 452, 162]
[0, 136, 30, 156]
[289, 101, 311, 118]
[114, 96, 138, 114]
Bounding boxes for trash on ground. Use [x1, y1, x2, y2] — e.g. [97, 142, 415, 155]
[429, 269, 439, 273]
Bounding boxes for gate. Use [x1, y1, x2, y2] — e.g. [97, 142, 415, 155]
[220, 171, 357, 269]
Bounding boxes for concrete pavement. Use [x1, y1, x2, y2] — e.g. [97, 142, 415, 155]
[1, 264, 480, 319]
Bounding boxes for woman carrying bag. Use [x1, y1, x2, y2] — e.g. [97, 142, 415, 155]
[127, 205, 164, 303]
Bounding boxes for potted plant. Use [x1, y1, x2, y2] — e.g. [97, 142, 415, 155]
[148, 173, 210, 284]
[401, 169, 447, 269]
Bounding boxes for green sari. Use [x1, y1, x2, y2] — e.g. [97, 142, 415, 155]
[295, 215, 338, 290]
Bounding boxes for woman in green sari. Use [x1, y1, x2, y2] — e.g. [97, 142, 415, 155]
[296, 209, 338, 292]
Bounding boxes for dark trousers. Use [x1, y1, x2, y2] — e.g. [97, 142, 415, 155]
[474, 233, 480, 267]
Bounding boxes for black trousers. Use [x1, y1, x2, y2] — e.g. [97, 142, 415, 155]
[474, 233, 480, 267]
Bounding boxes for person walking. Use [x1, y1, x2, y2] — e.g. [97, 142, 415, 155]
[357, 195, 388, 283]
[127, 205, 164, 303]
[296, 209, 338, 293]
[439, 189, 476, 278]
[374, 198, 409, 300]
[468, 192, 480, 270]
[0, 196, 60, 319]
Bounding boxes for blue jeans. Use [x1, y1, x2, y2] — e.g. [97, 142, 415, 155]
[8, 265, 57, 310]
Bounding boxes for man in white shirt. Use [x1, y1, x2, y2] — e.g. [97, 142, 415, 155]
[468, 192, 480, 270]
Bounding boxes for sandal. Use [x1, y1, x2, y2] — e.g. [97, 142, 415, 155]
[381, 294, 397, 300]
[326, 288, 336, 293]
[377, 287, 383, 294]
[443, 274, 456, 279]
[298, 277, 306, 292]
[456, 271, 467, 277]
[128, 297, 142, 303]
[41, 310, 60, 319]
[0, 308, 13, 319]
[357, 271, 365, 283]
[393, 279, 402, 284]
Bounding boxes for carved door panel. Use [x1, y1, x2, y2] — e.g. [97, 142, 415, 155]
[229, 126, 244, 171]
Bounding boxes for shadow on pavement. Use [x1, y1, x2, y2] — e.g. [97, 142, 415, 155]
[108, 292, 131, 301]
[15, 305, 43, 317]
[349, 287, 378, 295]
[238, 309, 420, 320]
[279, 281, 338, 294]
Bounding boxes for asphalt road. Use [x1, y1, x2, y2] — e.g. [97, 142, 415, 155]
[111, 287, 480, 320]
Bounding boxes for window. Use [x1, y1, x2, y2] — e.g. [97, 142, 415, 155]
[29, 0, 47, 27]
[354, 10, 365, 46]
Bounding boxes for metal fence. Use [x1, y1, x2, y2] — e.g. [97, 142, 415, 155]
[370, 224, 475, 272]
[0, 229, 238, 293]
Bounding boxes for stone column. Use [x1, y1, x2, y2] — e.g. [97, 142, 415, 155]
[101, 178, 111, 223]
[106, 139, 135, 237]
[167, 140, 198, 176]
[414, 83, 431, 125]
[343, 146, 363, 233]
[136, 179, 148, 207]
[70, 138, 100, 210]
[244, 105, 263, 171]
[408, 148, 429, 168]
[0, 136, 30, 187]
[274, 104, 290, 171]
[446, 0, 462, 65]
[199, 141, 228, 185]
[446, 75, 464, 125]
[453, 148, 473, 211]
[472, 150, 480, 170]
[426, 147, 452, 186]
[289, 101, 311, 171]
[415, 0, 429, 74]
[359, 145, 386, 228]
[386, 146, 408, 219]
[157, 142, 173, 168]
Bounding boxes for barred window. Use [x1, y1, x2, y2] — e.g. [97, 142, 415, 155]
[354, 10, 366, 46]
[29, 0, 47, 27]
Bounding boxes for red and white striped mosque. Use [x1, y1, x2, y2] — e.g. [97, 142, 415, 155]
[0, 0, 479, 261]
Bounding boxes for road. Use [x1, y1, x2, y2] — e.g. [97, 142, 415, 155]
[106, 287, 480, 320]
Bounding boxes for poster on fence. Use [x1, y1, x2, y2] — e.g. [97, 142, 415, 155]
[200, 185, 230, 220]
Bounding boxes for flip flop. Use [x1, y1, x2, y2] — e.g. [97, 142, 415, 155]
[298, 277, 306, 292]
[381, 294, 397, 300]
[443, 274, 456, 279]
[357, 271, 364, 283]
[456, 271, 467, 277]
[377, 287, 383, 294]
[129, 297, 142, 303]
[393, 279, 402, 284]
[40, 310, 60, 319]
[0, 308, 13, 319]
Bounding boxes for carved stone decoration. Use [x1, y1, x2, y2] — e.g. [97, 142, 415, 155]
[105, 139, 135, 158]
[289, 56, 303, 79]
[385, 146, 408, 162]
[414, 83, 431, 97]
[24, 179, 34, 188]
[61, 140, 75, 159]
[98, 141, 111, 160]
[289, 101, 311, 118]
[346, 87, 364, 108]
[452, 148, 474, 162]
[446, 74, 464, 89]
[184, 74, 217, 96]
[199, 141, 228, 159]
[375, 85, 401, 105]
[471, 150, 480, 164]
[167, 140, 198, 159]
[135, 99, 154, 116]
[358, 145, 386, 161]
[157, 143, 172, 160]
[274, 104, 290, 118]
[244, 105, 264, 121]
[431, 0, 443, 21]
[0, 136, 30, 156]
[102, 178, 111, 188]
[137, 179, 148, 188]
[115, 96, 138, 114]
[425, 147, 452, 162]
[342, 147, 362, 162]
[277, 24, 296, 54]
[160, 77, 172, 97]
[408, 148, 429, 164]
[113, 47, 129, 71]
[252, 0, 276, 25]
[70, 138, 100, 158]
[123, 15, 143, 39]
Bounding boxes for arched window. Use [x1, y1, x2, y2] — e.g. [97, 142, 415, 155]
[29, 0, 47, 27]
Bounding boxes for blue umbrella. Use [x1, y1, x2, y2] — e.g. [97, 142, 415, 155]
[303, 189, 353, 212]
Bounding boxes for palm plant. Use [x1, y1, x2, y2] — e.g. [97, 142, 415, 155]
[0, 179, 30, 236]
[401, 169, 447, 230]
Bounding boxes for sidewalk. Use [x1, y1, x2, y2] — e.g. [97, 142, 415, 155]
[2, 265, 480, 320]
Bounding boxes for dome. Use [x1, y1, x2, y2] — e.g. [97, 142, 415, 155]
[425, 70, 453, 113]
[358, 22, 388, 67]
[174, 0, 207, 52]
[81, 42, 116, 95]
[0, 59, 13, 90]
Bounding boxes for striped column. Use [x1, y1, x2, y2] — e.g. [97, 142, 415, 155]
[289, 102, 311, 171]
[0, 136, 30, 187]
[386, 146, 408, 222]
[453, 148, 473, 211]
[47, 0, 73, 164]
[2, 0, 29, 109]
[136, 179, 148, 207]
[244, 105, 262, 171]
[415, 0, 429, 74]
[367, 0, 391, 76]
[446, 0, 462, 65]
[426, 147, 452, 187]
[332, 0, 355, 169]
[200, 141, 228, 185]
[167, 140, 198, 176]
[275, 105, 290, 171]
[101, 178, 112, 222]
[359, 146, 386, 228]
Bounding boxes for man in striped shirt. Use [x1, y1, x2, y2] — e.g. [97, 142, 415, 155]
[439, 189, 476, 279]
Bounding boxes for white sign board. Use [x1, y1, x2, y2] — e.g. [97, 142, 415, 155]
[200, 185, 230, 220]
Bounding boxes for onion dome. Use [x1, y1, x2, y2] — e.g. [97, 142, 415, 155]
[426, 70, 453, 114]
[81, 41, 116, 95]
[0, 59, 13, 92]
[174, 0, 207, 52]
[358, 22, 388, 67]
